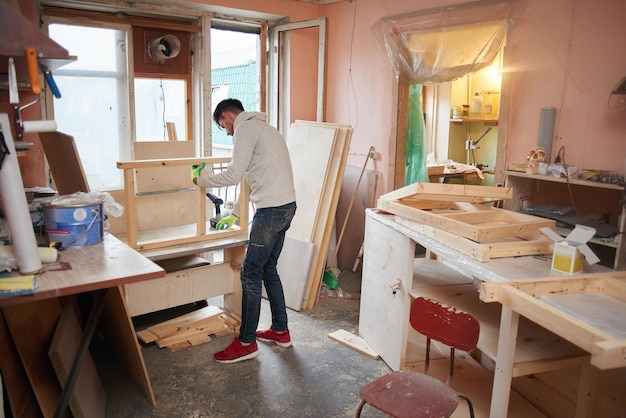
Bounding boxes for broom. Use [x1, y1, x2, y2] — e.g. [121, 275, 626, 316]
[323, 146, 375, 290]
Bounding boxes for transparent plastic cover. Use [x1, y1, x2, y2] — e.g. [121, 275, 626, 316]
[372, 0, 525, 84]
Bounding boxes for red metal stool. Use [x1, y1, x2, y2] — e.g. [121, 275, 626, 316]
[356, 296, 480, 418]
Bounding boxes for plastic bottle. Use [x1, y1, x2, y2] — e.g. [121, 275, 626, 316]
[483, 92, 493, 117]
[470, 92, 483, 117]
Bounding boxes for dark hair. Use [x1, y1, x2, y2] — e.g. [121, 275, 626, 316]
[213, 98, 244, 124]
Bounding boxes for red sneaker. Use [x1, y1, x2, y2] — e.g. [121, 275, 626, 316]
[256, 326, 292, 348]
[213, 337, 259, 363]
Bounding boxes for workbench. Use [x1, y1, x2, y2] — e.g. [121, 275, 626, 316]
[0, 233, 165, 418]
[359, 209, 624, 418]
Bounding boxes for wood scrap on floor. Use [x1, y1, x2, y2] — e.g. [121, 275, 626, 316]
[136, 305, 240, 352]
[328, 329, 378, 359]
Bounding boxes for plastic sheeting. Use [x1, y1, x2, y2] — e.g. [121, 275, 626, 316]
[371, 0, 525, 84]
[405, 84, 428, 184]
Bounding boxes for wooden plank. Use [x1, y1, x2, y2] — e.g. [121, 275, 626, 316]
[379, 182, 512, 202]
[592, 339, 626, 370]
[381, 199, 555, 243]
[48, 304, 106, 418]
[285, 122, 339, 243]
[136, 305, 223, 343]
[166, 122, 178, 141]
[133, 141, 193, 194]
[154, 255, 209, 273]
[328, 329, 378, 359]
[479, 273, 614, 302]
[124, 262, 233, 317]
[397, 216, 553, 261]
[166, 333, 212, 352]
[39, 132, 90, 195]
[99, 286, 156, 407]
[0, 310, 42, 418]
[303, 123, 352, 309]
[268, 236, 314, 311]
[155, 318, 229, 348]
[2, 299, 63, 418]
[484, 283, 625, 369]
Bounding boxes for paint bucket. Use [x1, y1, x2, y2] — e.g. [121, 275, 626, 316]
[43, 199, 104, 248]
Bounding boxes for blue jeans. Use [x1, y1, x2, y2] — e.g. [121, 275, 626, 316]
[238, 202, 296, 343]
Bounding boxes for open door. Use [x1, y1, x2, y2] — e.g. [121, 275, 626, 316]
[268, 18, 327, 135]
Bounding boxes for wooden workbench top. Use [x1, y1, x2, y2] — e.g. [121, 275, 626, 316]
[0, 233, 165, 307]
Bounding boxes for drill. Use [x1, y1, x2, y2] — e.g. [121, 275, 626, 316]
[206, 192, 223, 229]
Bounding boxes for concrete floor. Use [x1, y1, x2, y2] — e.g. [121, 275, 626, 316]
[94, 272, 392, 418]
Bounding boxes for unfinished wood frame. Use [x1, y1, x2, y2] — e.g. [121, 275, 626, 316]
[480, 271, 626, 370]
[377, 182, 555, 261]
[117, 156, 249, 250]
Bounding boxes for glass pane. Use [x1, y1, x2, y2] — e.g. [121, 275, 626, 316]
[134, 78, 187, 141]
[49, 24, 128, 191]
[53, 76, 123, 191]
[210, 29, 259, 152]
[48, 24, 119, 72]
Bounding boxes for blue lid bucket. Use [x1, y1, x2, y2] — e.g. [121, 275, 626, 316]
[43, 200, 104, 248]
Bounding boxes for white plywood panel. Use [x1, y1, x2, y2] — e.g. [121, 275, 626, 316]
[264, 236, 315, 312]
[358, 214, 415, 371]
[285, 122, 338, 242]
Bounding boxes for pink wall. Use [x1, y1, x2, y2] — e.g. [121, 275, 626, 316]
[325, 0, 626, 193]
[505, 0, 626, 175]
[194, 0, 626, 191]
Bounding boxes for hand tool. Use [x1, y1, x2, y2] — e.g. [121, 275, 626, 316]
[8, 57, 23, 140]
[206, 192, 223, 228]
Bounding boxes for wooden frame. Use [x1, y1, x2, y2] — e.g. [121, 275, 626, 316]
[377, 182, 555, 261]
[117, 156, 249, 250]
[480, 271, 626, 370]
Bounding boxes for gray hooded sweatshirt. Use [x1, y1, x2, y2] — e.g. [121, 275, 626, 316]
[197, 111, 296, 217]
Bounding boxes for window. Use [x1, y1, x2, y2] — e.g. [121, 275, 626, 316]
[48, 23, 131, 191]
[134, 78, 187, 141]
[210, 28, 259, 156]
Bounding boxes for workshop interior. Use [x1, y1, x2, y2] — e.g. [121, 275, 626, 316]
[0, 0, 625, 417]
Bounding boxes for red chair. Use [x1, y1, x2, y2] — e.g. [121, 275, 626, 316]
[356, 296, 480, 418]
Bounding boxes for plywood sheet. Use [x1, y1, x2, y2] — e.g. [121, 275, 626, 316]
[265, 236, 314, 311]
[48, 304, 106, 418]
[133, 141, 194, 194]
[0, 310, 42, 418]
[39, 131, 90, 195]
[285, 122, 338, 243]
[302, 123, 352, 309]
[2, 299, 63, 418]
[99, 286, 155, 406]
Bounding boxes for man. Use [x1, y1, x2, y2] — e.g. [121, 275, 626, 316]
[192, 98, 297, 363]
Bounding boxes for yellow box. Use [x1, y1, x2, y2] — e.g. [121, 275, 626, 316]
[551, 242, 584, 274]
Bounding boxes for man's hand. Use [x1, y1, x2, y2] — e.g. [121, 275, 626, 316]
[191, 163, 205, 183]
[216, 214, 237, 230]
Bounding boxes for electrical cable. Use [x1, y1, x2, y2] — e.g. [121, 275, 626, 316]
[554, 145, 579, 215]
[160, 79, 166, 140]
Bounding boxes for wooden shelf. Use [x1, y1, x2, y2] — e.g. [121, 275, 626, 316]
[451, 117, 499, 125]
[503, 170, 624, 191]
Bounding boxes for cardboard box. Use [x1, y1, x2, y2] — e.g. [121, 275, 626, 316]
[540, 225, 600, 274]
